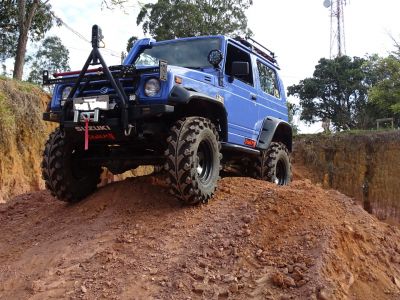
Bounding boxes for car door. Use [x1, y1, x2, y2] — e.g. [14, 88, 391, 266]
[255, 60, 288, 122]
[222, 43, 259, 146]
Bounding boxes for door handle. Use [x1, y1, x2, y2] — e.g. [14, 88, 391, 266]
[250, 93, 257, 100]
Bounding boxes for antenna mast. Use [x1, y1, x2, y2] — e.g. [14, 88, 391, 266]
[324, 0, 348, 58]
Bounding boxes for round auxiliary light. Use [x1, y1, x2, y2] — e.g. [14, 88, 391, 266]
[62, 86, 72, 100]
[144, 78, 161, 97]
[208, 49, 224, 68]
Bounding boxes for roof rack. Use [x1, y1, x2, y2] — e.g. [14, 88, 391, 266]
[234, 36, 279, 69]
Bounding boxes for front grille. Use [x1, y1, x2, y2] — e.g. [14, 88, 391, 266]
[80, 78, 138, 98]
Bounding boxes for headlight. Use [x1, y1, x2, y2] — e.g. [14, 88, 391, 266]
[144, 78, 161, 97]
[62, 86, 72, 100]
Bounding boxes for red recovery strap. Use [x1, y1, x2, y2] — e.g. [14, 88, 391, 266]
[84, 118, 89, 151]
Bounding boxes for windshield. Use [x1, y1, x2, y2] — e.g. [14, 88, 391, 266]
[135, 38, 221, 69]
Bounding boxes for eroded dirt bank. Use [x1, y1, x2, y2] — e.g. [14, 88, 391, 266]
[293, 131, 400, 223]
[0, 78, 53, 203]
[1, 176, 399, 300]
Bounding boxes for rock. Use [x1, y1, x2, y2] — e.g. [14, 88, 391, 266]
[222, 274, 236, 283]
[191, 268, 205, 281]
[229, 283, 239, 293]
[30, 280, 45, 292]
[218, 289, 229, 297]
[392, 276, 400, 289]
[317, 288, 332, 300]
[244, 229, 251, 236]
[192, 282, 206, 294]
[391, 255, 400, 264]
[256, 249, 263, 256]
[296, 280, 307, 287]
[284, 276, 296, 288]
[270, 272, 296, 288]
[149, 268, 158, 275]
[198, 260, 208, 268]
[242, 215, 252, 223]
[222, 240, 230, 248]
[81, 285, 87, 293]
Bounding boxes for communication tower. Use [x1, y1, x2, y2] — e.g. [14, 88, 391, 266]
[323, 0, 348, 58]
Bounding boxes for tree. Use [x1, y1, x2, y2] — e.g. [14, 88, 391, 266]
[287, 56, 376, 131]
[27, 36, 70, 85]
[126, 36, 138, 52]
[136, 0, 253, 41]
[287, 101, 299, 135]
[368, 55, 400, 121]
[0, 0, 56, 80]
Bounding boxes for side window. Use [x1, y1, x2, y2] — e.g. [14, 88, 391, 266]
[257, 61, 280, 98]
[225, 44, 253, 86]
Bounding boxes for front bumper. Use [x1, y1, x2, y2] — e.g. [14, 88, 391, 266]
[43, 104, 174, 123]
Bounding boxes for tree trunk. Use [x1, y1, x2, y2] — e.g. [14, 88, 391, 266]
[13, 29, 29, 80]
[12, 0, 40, 80]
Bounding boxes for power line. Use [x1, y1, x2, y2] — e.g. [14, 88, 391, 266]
[49, 10, 122, 58]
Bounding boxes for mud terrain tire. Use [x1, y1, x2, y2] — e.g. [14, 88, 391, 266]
[41, 128, 102, 203]
[165, 117, 221, 205]
[252, 142, 291, 185]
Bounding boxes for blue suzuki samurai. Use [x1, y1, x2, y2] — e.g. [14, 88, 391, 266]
[42, 25, 292, 205]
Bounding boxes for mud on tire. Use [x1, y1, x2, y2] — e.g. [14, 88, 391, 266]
[251, 142, 291, 185]
[41, 128, 102, 203]
[164, 117, 221, 205]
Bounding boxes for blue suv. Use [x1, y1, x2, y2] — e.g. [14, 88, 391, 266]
[42, 25, 292, 205]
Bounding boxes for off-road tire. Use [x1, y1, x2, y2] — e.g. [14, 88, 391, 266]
[164, 117, 221, 205]
[41, 128, 102, 203]
[251, 142, 291, 185]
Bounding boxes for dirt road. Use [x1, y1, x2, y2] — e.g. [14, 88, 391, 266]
[1, 174, 400, 299]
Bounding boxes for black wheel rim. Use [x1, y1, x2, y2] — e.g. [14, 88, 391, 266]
[196, 140, 213, 184]
[275, 158, 287, 185]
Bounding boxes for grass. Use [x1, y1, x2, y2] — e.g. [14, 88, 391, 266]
[0, 91, 16, 147]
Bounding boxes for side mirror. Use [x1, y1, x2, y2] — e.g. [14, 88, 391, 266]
[208, 49, 224, 68]
[232, 61, 249, 76]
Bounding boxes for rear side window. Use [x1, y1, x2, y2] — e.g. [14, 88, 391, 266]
[225, 44, 253, 86]
[257, 61, 280, 98]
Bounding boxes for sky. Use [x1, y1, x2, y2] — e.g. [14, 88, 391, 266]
[22, 0, 400, 133]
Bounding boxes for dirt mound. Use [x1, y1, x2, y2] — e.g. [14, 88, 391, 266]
[1, 175, 399, 299]
[0, 77, 54, 203]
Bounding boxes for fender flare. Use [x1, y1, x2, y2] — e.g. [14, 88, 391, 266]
[257, 116, 292, 152]
[168, 85, 228, 141]
[168, 85, 224, 107]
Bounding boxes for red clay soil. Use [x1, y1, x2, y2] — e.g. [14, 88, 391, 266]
[1, 175, 400, 300]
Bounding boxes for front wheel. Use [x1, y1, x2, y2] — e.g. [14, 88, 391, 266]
[251, 142, 291, 185]
[164, 117, 221, 205]
[41, 128, 102, 203]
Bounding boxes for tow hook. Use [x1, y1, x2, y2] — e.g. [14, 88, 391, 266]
[124, 124, 134, 136]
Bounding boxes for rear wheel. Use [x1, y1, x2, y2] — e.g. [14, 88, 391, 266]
[251, 142, 291, 185]
[41, 128, 102, 203]
[164, 117, 221, 204]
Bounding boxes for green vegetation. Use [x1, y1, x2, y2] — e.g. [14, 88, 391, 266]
[0, 0, 57, 80]
[288, 56, 374, 131]
[288, 52, 400, 132]
[0, 90, 15, 146]
[368, 55, 400, 118]
[27, 36, 70, 85]
[136, 0, 253, 41]
[0, 77, 45, 149]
